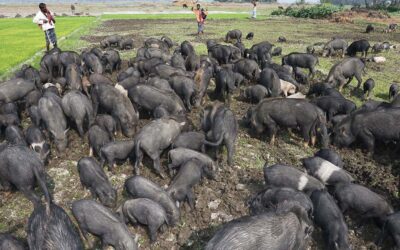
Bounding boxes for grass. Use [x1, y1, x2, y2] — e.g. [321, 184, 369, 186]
[0, 16, 95, 78]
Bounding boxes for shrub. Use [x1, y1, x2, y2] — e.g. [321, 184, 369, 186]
[373, 5, 400, 13]
[271, 9, 285, 16]
[272, 4, 343, 19]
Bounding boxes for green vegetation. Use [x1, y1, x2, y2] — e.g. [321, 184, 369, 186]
[271, 4, 343, 19]
[0, 16, 95, 78]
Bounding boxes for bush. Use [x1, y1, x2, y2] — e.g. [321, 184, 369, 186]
[373, 5, 400, 13]
[272, 4, 343, 19]
[271, 9, 285, 15]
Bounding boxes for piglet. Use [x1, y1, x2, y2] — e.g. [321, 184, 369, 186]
[118, 198, 168, 242]
[72, 199, 137, 250]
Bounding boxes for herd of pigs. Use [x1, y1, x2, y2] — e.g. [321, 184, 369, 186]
[0, 25, 400, 249]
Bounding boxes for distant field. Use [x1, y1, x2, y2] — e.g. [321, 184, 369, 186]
[101, 13, 264, 20]
[0, 16, 95, 77]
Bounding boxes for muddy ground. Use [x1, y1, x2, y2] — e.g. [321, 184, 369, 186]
[1, 17, 400, 250]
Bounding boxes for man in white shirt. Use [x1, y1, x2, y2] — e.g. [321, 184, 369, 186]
[33, 3, 57, 51]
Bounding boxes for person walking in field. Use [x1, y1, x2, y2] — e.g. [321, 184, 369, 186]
[33, 3, 57, 51]
[192, 3, 208, 35]
[251, 1, 257, 19]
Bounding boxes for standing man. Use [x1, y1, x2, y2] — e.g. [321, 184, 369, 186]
[192, 4, 208, 35]
[251, 1, 257, 19]
[33, 3, 57, 51]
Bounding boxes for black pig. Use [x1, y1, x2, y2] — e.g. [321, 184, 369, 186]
[125, 176, 180, 226]
[334, 183, 393, 225]
[167, 159, 214, 209]
[27, 204, 83, 250]
[311, 190, 351, 250]
[118, 198, 168, 242]
[100, 140, 135, 172]
[72, 199, 137, 250]
[77, 157, 117, 207]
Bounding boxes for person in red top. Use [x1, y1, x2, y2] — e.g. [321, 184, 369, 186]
[192, 4, 208, 35]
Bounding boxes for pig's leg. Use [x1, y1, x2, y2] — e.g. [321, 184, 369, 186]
[203, 166, 215, 180]
[152, 155, 165, 179]
[168, 164, 176, 177]
[343, 77, 353, 89]
[226, 140, 235, 167]
[116, 120, 122, 135]
[309, 66, 315, 79]
[358, 131, 375, 154]
[185, 90, 192, 111]
[376, 225, 388, 247]
[134, 150, 143, 175]
[215, 146, 221, 163]
[91, 92, 99, 116]
[89, 147, 93, 157]
[108, 131, 114, 141]
[76, 119, 84, 138]
[327, 110, 334, 122]
[0, 179, 11, 191]
[127, 212, 138, 225]
[83, 85, 90, 99]
[187, 189, 195, 210]
[311, 134, 317, 147]
[79, 228, 93, 249]
[201, 144, 206, 153]
[300, 125, 312, 147]
[338, 77, 347, 92]
[101, 240, 109, 250]
[393, 235, 400, 249]
[89, 187, 97, 199]
[148, 223, 159, 243]
[338, 201, 349, 214]
[355, 73, 363, 89]
[267, 124, 277, 145]
[106, 156, 115, 173]
[99, 157, 106, 169]
[226, 92, 231, 107]
[287, 128, 295, 137]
